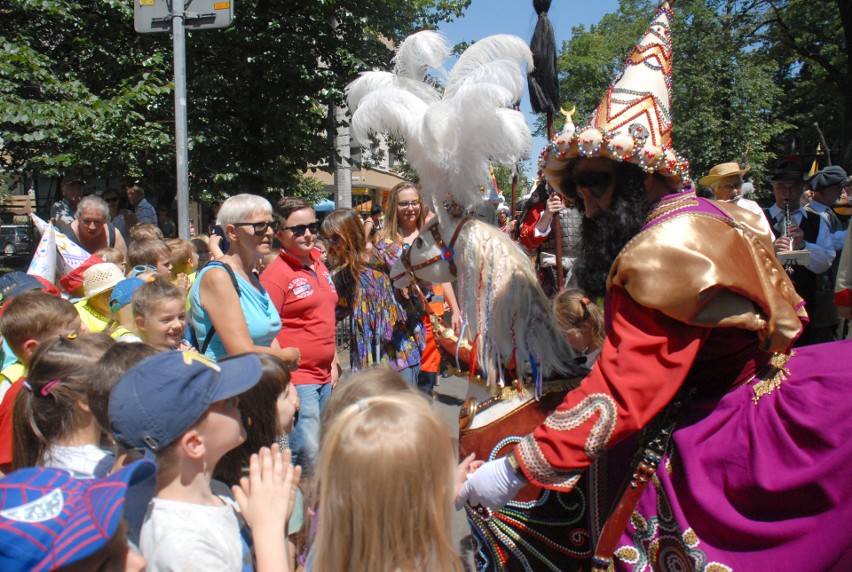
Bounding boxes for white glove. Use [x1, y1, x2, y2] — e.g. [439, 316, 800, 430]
[456, 457, 527, 511]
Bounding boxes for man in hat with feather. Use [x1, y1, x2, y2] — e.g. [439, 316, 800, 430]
[458, 4, 852, 570]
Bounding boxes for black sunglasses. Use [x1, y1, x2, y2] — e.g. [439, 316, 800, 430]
[281, 222, 319, 236]
[233, 221, 276, 234]
[568, 170, 615, 198]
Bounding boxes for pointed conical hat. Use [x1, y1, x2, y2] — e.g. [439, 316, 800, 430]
[538, 2, 688, 190]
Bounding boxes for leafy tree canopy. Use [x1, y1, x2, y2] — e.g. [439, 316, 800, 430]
[0, 0, 469, 201]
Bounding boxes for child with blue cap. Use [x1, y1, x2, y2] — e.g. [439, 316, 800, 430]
[0, 459, 154, 571]
[109, 351, 300, 571]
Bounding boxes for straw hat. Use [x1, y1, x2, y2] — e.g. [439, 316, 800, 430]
[698, 162, 750, 188]
[538, 2, 689, 190]
[81, 263, 125, 299]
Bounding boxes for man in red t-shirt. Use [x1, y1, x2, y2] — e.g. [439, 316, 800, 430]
[260, 197, 339, 475]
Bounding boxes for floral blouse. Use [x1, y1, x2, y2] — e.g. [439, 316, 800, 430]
[334, 238, 425, 371]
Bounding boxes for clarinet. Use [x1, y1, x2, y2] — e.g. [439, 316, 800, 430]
[783, 199, 795, 274]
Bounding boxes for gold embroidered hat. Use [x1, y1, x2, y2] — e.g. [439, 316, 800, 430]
[538, 2, 689, 190]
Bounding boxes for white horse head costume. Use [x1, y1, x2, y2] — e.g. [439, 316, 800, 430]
[346, 31, 585, 399]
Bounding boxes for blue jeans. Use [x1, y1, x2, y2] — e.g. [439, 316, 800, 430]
[397, 364, 421, 388]
[290, 382, 333, 475]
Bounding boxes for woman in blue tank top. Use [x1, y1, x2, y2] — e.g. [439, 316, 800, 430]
[189, 194, 300, 367]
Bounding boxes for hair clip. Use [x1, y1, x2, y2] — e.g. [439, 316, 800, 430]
[65, 332, 77, 339]
[581, 297, 591, 305]
[22, 381, 33, 392]
[40, 379, 62, 397]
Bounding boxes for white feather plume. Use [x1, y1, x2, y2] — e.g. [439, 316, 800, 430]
[444, 35, 534, 99]
[346, 71, 440, 112]
[393, 31, 451, 80]
[346, 32, 532, 210]
[349, 87, 428, 145]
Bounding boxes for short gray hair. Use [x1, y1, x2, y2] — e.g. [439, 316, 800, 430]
[217, 194, 273, 226]
[76, 195, 110, 222]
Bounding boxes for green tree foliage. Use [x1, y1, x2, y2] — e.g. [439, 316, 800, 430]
[673, 0, 787, 192]
[492, 162, 531, 207]
[0, 0, 468, 198]
[761, 0, 850, 167]
[0, 0, 173, 178]
[550, 0, 849, 195]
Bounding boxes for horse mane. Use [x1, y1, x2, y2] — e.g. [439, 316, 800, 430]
[455, 219, 586, 392]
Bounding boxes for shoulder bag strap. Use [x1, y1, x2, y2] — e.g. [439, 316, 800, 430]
[200, 262, 242, 354]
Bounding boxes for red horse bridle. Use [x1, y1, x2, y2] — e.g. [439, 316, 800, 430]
[391, 217, 471, 282]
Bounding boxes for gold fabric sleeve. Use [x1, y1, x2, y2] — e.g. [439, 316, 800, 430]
[608, 202, 806, 352]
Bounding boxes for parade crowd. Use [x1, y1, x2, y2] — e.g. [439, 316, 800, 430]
[1, 3, 851, 571]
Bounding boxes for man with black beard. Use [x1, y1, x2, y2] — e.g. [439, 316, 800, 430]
[568, 159, 656, 300]
[458, 4, 852, 570]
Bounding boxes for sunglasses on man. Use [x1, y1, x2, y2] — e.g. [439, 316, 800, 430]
[565, 170, 616, 198]
[280, 222, 319, 236]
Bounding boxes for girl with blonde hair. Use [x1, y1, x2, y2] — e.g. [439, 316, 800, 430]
[310, 391, 464, 572]
[552, 288, 605, 366]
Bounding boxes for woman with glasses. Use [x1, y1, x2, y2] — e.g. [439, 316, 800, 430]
[260, 197, 339, 475]
[320, 208, 425, 386]
[188, 194, 299, 368]
[374, 182, 461, 395]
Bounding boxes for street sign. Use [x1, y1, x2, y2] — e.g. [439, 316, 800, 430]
[134, 0, 234, 34]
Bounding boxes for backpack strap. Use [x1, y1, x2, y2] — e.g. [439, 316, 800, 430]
[200, 262, 242, 354]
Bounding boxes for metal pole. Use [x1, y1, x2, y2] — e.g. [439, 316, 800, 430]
[172, 0, 190, 238]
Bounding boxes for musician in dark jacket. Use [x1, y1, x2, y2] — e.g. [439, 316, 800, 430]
[762, 158, 835, 345]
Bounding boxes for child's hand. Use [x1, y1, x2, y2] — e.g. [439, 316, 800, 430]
[232, 444, 303, 535]
[176, 339, 195, 352]
[455, 453, 485, 498]
[175, 272, 191, 293]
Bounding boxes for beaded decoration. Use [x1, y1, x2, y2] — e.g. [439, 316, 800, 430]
[538, 2, 690, 189]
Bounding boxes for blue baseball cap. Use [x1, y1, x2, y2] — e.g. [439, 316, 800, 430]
[0, 272, 43, 304]
[109, 351, 263, 453]
[109, 277, 145, 313]
[0, 459, 155, 571]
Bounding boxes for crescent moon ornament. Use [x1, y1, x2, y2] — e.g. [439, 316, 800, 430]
[560, 104, 577, 123]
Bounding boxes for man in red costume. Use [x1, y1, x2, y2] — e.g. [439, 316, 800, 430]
[458, 4, 852, 570]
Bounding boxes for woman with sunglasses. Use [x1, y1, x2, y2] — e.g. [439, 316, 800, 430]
[188, 194, 299, 368]
[374, 182, 461, 395]
[320, 208, 426, 386]
[260, 196, 339, 475]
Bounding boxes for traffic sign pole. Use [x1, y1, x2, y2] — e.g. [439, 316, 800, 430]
[172, 2, 190, 239]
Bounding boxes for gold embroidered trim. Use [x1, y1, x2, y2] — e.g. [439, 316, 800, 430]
[643, 191, 699, 225]
[750, 351, 793, 405]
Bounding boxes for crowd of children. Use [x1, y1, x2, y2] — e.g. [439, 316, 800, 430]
[0, 188, 607, 571]
[0, 198, 488, 572]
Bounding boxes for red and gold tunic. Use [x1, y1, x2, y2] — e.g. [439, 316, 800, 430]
[514, 191, 806, 490]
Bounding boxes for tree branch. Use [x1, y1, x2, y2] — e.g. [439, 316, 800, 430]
[766, 0, 845, 85]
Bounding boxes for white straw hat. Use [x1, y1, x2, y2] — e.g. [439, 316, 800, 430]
[82, 263, 126, 299]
